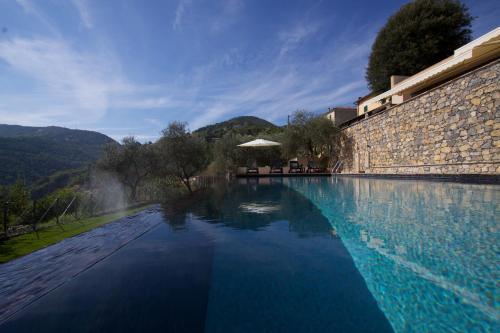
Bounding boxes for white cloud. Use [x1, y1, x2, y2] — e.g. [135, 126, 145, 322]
[0, 37, 169, 126]
[209, 0, 244, 33]
[174, 24, 374, 129]
[70, 0, 93, 29]
[15, 0, 34, 13]
[112, 97, 173, 110]
[172, 0, 191, 31]
[144, 118, 164, 127]
[278, 22, 320, 58]
[4, 1, 377, 141]
[14, 0, 59, 35]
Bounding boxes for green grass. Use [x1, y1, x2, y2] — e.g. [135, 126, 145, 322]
[0, 205, 150, 264]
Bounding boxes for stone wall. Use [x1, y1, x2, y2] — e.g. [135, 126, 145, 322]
[340, 59, 500, 174]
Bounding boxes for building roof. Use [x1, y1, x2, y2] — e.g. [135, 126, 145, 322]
[323, 106, 356, 116]
[361, 27, 500, 108]
[356, 92, 378, 105]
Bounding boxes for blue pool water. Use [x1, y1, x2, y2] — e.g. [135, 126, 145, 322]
[1, 177, 498, 332]
[283, 177, 499, 332]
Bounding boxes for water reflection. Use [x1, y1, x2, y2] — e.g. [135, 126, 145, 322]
[161, 181, 333, 237]
[2, 180, 395, 333]
[285, 176, 499, 333]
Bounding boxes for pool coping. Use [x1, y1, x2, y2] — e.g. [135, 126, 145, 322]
[236, 173, 332, 177]
[333, 173, 500, 184]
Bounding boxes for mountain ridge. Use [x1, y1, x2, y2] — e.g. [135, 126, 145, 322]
[193, 116, 279, 141]
[0, 124, 115, 186]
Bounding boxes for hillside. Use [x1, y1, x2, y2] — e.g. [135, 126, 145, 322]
[193, 116, 279, 141]
[0, 125, 115, 186]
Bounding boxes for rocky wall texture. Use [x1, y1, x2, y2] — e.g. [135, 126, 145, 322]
[341, 60, 500, 174]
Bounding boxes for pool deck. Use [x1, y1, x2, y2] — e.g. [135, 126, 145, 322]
[0, 207, 161, 325]
[336, 173, 500, 184]
[237, 172, 333, 177]
[237, 172, 500, 184]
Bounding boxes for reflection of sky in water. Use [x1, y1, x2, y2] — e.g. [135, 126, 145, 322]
[285, 177, 499, 333]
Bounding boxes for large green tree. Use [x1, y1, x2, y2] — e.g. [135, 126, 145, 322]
[366, 0, 473, 92]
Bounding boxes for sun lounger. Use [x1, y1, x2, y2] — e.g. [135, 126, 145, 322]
[270, 159, 283, 174]
[288, 160, 303, 173]
[306, 160, 322, 173]
[246, 160, 259, 174]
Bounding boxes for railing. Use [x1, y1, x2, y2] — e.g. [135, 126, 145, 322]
[332, 160, 344, 173]
[193, 175, 228, 188]
[1, 195, 88, 240]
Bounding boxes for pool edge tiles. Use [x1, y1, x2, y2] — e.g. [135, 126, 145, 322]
[283, 176, 499, 333]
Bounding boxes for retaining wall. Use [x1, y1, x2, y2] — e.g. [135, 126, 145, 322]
[340, 59, 500, 174]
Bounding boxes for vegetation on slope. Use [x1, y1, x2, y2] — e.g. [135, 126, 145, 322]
[0, 124, 115, 186]
[193, 116, 279, 141]
[0, 204, 150, 263]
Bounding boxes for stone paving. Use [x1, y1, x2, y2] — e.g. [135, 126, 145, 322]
[0, 206, 162, 324]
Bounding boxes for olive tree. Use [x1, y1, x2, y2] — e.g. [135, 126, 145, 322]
[282, 110, 341, 161]
[212, 134, 247, 176]
[366, 0, 473, 92]
[155, 122, 209, 194]
[98, 137, 155, 202]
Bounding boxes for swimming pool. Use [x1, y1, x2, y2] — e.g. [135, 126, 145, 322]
[1, 177, 498, 332]
[284, 177, 499, 333]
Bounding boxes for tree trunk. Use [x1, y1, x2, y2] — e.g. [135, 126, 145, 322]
[130, 185, 138, 202]
[182, 177, 193, 194]
[180, 168, 193, 194]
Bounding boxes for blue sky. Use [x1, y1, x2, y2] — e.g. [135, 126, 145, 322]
[0, 0, 498, 141]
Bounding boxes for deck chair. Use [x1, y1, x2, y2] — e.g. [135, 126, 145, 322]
[270, 159, 283, 174]
[246, 160, 259, 174]
[306, 160, 322, 173]
[288, 160, 303, 173]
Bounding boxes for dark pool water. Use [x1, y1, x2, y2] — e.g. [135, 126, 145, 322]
[0, 180, 393, 332]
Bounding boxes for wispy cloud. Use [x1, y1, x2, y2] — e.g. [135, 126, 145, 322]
[172, 0, 191, 31]
[144, 117, 165, 127]
[278, 22, 320, 58]
[4, 0, 380, 142]
[14, 0, 59, 35]
[210, 0, 244, 33]
[70, 0, 93, 29]
[178, 22, 374, 129]
[15, 0, 34, 13]
[0, 37, 169, 126]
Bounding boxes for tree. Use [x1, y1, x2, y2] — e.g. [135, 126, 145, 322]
[0, 185, 8, 203]
[98, 137, 155, 201]
[282, 111, 341, 164]
[156, 122, 208, 194]
[308, 116, 342, 158]
[8, 179, 31, 217]
[282, 110, 315, 158]
[212, 134, 247, 176]
[366, 0, 473, 92]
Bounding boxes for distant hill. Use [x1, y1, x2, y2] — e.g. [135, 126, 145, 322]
[30, 168, 88, 199]
[0, 124, 115, 186]
[194, 116, 279, 141]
